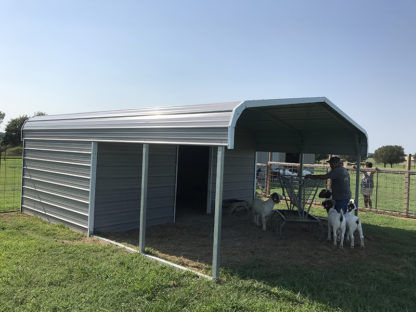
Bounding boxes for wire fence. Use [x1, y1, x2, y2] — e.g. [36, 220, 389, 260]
[0, 155, 22, 212]
[257, 161, 416, 218]
[1, 150, 415, 218]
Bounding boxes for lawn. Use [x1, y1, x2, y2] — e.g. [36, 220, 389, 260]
[0, 157, 22, 212]
[1, 210, 415, 311]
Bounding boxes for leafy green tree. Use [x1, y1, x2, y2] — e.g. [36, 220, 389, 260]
[315, 154, 329, 162]
[340, 154, 367, 164]
[1, 112, 47, 146]
[33, 111, 46, 116]
[373, 145, 405, 168]
[2, 115, 29, 146]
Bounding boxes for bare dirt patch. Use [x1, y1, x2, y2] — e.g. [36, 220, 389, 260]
[103, 211, 378, 274]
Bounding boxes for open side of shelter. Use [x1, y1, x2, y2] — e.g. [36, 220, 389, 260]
[20, 97, 367, 280]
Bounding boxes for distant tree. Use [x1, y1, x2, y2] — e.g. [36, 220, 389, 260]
[33, 111, 47, 116]
[0, 111, 4, 125]
[2, 115, 29, 146]
[340, 154, 368, 163]
[373, 145, 405, 168]
[367, 152, 374, 158]
[315, 154, 329, 162]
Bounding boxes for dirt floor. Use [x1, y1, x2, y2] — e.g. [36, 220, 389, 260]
[103, 210, 372, 274]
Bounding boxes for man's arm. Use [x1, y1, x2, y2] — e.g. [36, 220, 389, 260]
[305, 174, 328, 180]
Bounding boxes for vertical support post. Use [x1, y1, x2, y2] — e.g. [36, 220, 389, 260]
[139, 144, 149, 253]
[355, 147, 361, 217]
[212, 146, 225, 281]
[206, 147, 214, 214]
[253, 151, 258, 199]
[87, 142, 98, 236]
[265, 152, 272, 195]
[326, 155, 332, 190]
[298, 153, 304, 211]
[404, 154, 411, 216]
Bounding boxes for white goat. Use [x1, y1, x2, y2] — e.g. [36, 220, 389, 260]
[345, 200, 365, 248]
[322, 199, 346, 248]
[252, 193, 281, 231]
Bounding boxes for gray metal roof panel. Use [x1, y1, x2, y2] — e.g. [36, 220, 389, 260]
[23, 97, 368, 155]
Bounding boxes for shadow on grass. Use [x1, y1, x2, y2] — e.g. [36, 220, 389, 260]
[102, 214, 416, 311]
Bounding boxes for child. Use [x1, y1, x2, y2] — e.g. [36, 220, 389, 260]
[360, 162, 376, 208]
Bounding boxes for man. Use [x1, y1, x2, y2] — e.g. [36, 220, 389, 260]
[305, 156, 351, 213]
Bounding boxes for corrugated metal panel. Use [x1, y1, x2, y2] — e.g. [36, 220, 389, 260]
[147, 145, 177, 225]
[24, 111, 233, 130]
[93, 143, 177, 232]
[25, 102, 241, 123]
[21, 140, 92, 231]
[209, 148, 256, 209]
[25, 139, 92, 152]
[23, 128, 229, 146]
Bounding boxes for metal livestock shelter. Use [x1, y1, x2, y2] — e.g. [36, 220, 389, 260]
[20, 97, 368, 280]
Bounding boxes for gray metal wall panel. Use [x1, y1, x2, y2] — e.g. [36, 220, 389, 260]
[93, 143, 177, 232]
[147, 145, 176, 225]
[22, 207, 88, 233]
[25, 139, 92, 152]
[24, 159, 91, 177]
[22, 188, 89, 213]
[21, 140, 92, 230]
[23, 168, 90, 189]
[23, 178, 89, 201]
[93, 143, 141, 232]
[210, 148, 256, 207]
[24, 149, 91, 164]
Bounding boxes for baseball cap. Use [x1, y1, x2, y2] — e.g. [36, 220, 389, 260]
[326, 156, 341, 164]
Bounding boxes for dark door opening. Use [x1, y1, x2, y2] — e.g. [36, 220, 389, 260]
[176, 146, 210, 216]
[285, 153, 300, 163]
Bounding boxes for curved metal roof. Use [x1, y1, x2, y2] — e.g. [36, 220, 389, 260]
[23, 97, 367, 156]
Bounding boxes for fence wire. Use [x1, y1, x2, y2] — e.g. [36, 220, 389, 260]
[257, 161, 416, 218]
[0, 156, 22, 212]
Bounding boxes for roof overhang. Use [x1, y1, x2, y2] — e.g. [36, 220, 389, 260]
[228, 97, 367, 156]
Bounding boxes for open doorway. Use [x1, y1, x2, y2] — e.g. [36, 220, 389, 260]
[175, 146, 210, 217]
[285, 153, 300, 163]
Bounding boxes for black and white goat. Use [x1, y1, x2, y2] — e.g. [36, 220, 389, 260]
[252, 193, 281, 231]
[319, 189, 346, 248]
[345, 200, 365, 248]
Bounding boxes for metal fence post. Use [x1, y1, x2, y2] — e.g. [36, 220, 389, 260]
[404, 154, 411, 216]
[375, 170, 379, 210]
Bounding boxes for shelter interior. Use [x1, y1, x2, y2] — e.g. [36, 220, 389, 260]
[176, 146, 210, 216]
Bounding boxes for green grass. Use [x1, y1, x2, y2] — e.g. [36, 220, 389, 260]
[1, 211, 416, 311]
[0, 157, 22, 212]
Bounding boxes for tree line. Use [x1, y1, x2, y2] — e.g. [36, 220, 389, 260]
[0, 111, 46, 148]
[318, 145, 411, 168]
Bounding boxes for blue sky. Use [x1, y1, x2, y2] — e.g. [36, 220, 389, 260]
[1, 0, 415, 153]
